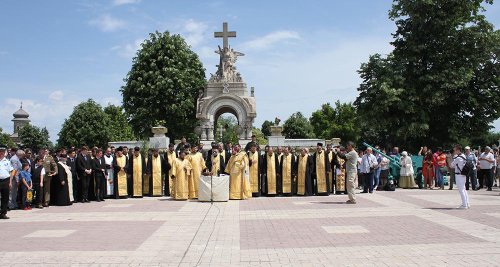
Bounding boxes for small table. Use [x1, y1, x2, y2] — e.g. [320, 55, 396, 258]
[199, 174, 229, 202]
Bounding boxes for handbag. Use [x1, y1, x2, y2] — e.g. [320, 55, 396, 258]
[27, 189, 33, 203]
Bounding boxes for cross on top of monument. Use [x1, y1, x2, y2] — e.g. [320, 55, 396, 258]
[214, 22, 236, 49]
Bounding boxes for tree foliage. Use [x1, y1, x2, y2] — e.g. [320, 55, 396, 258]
[283, 112, 315, 139]
[252, 127, 267, 146]
[310, 101, 360, 143]
[103, 104, 135, 142]
[261, 120, 273, 138]
[58, 99, 135, 148]
[355, 0, 500, 150]
[121, 31, 206, 140]
[215, 114, 239, 145]
[18, 124, 53, 152]
[0, 127, 16, 148]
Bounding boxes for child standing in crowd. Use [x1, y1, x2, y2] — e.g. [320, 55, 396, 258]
[19, 162, 33, 210]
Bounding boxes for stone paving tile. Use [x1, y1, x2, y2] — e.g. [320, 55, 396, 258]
[0, 221, 163, 251]
[240, 195, 382, 211]
[240, 215, 483, 249]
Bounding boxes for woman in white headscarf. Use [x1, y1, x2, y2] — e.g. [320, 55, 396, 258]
[399, 151, 416, 189]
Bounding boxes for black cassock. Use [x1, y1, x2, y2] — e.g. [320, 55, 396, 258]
[53, 162, 72, 206]
[295, 155, 314, 196]
[146, 155, 170, 196]
[279, 154, 297, 196]
[261, 153, 281, 196]
[127, 155, 146, 197]
[206, 154, 226, 177]
[312, 152, 331, 196]
[113, 156, 129, 198]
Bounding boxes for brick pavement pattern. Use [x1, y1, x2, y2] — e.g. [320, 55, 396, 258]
[1, 188, 500, 266]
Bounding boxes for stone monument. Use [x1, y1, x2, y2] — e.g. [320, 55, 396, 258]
[196, 22, 257, 148]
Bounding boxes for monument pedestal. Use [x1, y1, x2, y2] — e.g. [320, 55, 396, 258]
[149, 126, 169, 150]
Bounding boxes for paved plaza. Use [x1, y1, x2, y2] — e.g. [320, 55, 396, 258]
[1, 188, 500, 266]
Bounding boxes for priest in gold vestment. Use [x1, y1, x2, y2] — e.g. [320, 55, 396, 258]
[171, 150, 192, 200]
[113, 147, 129, 198]
[327, 145, 334, 193]
[262, 147, 280, 196]
[225, 144, 251, 200]
[165, 144, 177, 196]
[206, 149, 226, 176]
[247, 143, 261, 197]
[147, 148, 169, 197]
[186, 145, 207, 199]
[312, 143, 331, 196]
[279, 146, 296, 196]
[296, 148, 314, 196]
[334, 147, 347, 194]
[129, 147, 146, 197]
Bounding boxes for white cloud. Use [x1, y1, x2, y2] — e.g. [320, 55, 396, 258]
[111, 38, 144, 58]
[181, 19, 209, 47]
[48, 90, 64, 101]
[236, 34, 393, 127]
[242, 31, 301, 50]
[112, 0, 141, 6]
[89, 14, 126, 32]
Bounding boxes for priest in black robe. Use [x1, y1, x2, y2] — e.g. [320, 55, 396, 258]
[146, 148, 170, 196]
[128, 147, 146, 197]
[296, 148, 314, 196]
[279, 146, 296, 196]
[312, 143, 331, 196]
[261, 147, 281, 196]
[247, 143, 261, 197]
[113, 147, 129, 198]
[206, 149, 226, 176]
[54, 154, 73, 206]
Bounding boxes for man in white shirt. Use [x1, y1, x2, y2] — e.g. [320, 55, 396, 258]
[464, 146, 478, 190]
[478, 146, 495, 191]
[360, 147, 378, 194]
[0, 145, 14, 219]
[452, 145, 470, 209]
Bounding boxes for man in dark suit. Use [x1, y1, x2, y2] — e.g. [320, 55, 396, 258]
[76, 146, 92, 203]
[218, 143, 231, 167]
[92, 149, 107, 202]
[67, 149, 79, 202]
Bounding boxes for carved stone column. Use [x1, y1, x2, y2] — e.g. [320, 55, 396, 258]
[208, 127, 215, 140]
[200, 126, 207, 140]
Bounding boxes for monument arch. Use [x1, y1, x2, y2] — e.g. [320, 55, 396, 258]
[196, 22, 257, 147]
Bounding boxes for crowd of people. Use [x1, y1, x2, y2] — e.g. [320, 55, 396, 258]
[0, 135, 499, 219]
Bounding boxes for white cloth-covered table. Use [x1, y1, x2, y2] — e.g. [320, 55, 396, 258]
[199, 174, 229, 202]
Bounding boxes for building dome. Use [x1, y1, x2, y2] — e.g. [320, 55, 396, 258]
[13, 103, 29, 119]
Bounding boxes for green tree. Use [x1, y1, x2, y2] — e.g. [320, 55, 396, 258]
[0, 127, 16, 148]
[252, 127, 267, 146]
[283, 112, 315, 139]
[355, 0, 500, 150]
[355, 54, 406, 147]
[121, 31, 206, 140]
[310, 101, 360, 143]
[18, 124, 53, 152]
[103, 104, 135, 142]
[261, 120, 273, 138]
[58, 99, 111, 148]
[215, 115, 239, 145]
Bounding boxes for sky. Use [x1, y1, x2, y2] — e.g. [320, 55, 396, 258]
[0, 0, 499, 142]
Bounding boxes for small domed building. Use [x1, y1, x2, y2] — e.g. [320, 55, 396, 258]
[10, 103, 30, 143]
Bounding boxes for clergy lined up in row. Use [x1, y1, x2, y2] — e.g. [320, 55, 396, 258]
[2, 138, 352, 213]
